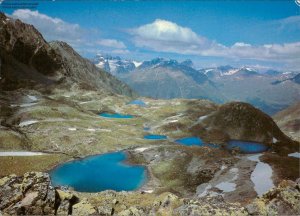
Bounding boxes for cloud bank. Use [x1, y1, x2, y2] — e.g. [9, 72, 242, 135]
[130, 19, 300, 67]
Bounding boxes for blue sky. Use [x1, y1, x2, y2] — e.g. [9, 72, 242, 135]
[1, 0, 300, 70]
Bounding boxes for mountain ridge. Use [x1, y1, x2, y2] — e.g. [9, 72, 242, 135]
[0, 13, 135, 97]
[93, 54, 300, 114]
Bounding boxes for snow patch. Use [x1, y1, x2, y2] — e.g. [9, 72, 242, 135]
[0, 151, 46, 156]
[204, 69, 214, 74]
[222, 69, 239, 76]
[98, 129, 112, 132]
[133, 61, 142, 67]
[288, 152, 300, 158]
[198, 115, 208, 121]
[27, 95, 38, 102]
[221, 165, 227, 170]
[20, 103, 38, 108]
[19, 120, 39, 127]
[143, 189, 154, 193]
[135, 147, 150, 153]
[87, 128, 96, 132]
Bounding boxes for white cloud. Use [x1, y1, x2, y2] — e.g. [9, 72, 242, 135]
[10, 9, 128, 56]
[130, 19, 212, 54]
[111, 49, 130, 54]
[130, 19, 300, 67]
[11, 9, 83, 42]
[233, 42, 252, 47]
[96, 39, 126, 49]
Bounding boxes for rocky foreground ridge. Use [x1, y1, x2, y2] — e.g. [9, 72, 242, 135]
[0, 172, 299, 216]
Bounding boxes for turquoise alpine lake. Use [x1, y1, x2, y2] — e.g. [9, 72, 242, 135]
[99, 112, 133, 119]
[49, 152, 147, 192]
[128, 100, 146, 106]
[144, 134, 167, 140]
[175, 137, 219, 148]
[226, 140, 269, 153]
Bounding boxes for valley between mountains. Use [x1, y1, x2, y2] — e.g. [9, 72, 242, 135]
[0, 13, 300, 216]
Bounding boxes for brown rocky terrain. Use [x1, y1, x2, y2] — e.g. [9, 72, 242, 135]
[0, 172, 299, 216]
[273, 102, 300, 142]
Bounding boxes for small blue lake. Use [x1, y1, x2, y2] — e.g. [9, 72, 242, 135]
[128, 100, 146, 107]
[49, 152, 147, 192]
[226, 140, 269, 153]
[144, 134, 167, 140]
[175, 137, 219, 148]
[99, 112, 133, 119]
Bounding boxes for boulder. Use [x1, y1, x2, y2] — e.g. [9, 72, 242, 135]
[72, 199, 98, 216]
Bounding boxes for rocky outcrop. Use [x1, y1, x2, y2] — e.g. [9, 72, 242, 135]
[246, 179, 300, 215]
[0, 13, 63, 90]
[273, 102, 300, 142]
[0, 13, 135, 97]
[0, 172, 56, 215]
[175, 196, 248, 216]
[49, 41, 135, 96]
[1, 172, 300, 215]
[190, 102, 295, 145]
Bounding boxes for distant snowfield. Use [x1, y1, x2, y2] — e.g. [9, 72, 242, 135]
[0, 151, 46, 156]
[19, 120, 39, 127]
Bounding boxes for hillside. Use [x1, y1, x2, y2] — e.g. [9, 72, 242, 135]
[274, 102, 300, 142]
[119, 58, 225, 103]
[0, 13, 134, 97]
[93, 54, 300, 114]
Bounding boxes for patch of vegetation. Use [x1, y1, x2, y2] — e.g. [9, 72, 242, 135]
[0, 154, 70, 177]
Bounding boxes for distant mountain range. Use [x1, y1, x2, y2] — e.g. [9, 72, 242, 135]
[93, 54, 300, 114]
[92, 54, 139, 76]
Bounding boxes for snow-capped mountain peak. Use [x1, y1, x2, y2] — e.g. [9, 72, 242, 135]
[92, 54, 136, 75]
[133, 61, 142, 68]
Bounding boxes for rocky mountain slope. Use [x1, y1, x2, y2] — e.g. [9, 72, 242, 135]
[0, 13, 134, 97]
[119, 58, 224, 103]
[189, 102, 292, 144]
[274, 102, 300, 142]
[201, 67, 300, 115]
